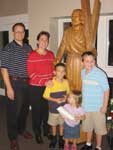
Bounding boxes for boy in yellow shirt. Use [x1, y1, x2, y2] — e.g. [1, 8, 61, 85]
[43, 63, 70, 149]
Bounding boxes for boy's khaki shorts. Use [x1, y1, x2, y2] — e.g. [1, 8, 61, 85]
[48, 112, 64, 126]
[82, 112, 107, 135]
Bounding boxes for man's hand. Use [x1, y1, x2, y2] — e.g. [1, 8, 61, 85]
[7, 87, 14, 100]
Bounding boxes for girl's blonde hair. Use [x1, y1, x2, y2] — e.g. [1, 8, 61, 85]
[68, 90, 82, 108]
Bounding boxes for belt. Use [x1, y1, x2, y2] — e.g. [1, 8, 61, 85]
[9, 76, 29, 83]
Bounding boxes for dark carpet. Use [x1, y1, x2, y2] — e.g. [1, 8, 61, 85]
[0, 96, 111, 150]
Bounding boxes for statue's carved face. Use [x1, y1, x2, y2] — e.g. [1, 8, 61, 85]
[71, 9, 84, 26]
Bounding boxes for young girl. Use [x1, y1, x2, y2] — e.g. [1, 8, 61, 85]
[62, 91, 85, 150]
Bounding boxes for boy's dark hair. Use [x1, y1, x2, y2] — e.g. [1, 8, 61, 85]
[12, 23, 25, 32]
[54, 63, 65, 70]
[81, 51, 96, 62]
[37, 31, 50, 41]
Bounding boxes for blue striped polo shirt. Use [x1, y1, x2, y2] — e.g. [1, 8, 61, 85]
[1, 40, 32, 78]
[81, 66, 109, 112]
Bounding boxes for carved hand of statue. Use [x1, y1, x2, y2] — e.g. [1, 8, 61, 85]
[54, 57, 60, 65]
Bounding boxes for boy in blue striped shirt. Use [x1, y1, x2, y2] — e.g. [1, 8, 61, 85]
[81, 51, 109, 150]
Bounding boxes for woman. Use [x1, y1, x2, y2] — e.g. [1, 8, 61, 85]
[27, 31, 54, 144]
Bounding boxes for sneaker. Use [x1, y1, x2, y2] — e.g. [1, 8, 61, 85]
[64, 144, 69, 150]
[81, 144, 92, 150]
[71, 144, 76, 150]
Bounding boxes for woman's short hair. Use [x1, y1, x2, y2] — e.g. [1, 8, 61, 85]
[37, 31, 50, 41]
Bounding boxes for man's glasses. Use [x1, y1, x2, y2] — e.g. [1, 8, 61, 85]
[14, 31, 25, 34]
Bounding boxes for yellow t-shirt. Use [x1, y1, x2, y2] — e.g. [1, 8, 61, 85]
[43, 78, 70, 99]
[43, 78, 70, 113]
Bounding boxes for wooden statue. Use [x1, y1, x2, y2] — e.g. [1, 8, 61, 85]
[54, 0, 101, 91]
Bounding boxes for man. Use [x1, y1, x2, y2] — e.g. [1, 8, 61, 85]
[1, 23, 33, 150]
